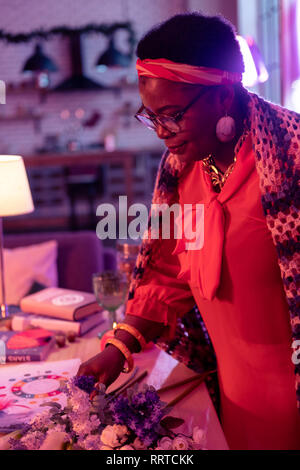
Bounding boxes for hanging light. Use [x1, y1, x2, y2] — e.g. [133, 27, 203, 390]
[22, 43, 58, 101]
[22, 43, 58, 73]
[236, 35, 269, 88]
[96, 36, 131, 72]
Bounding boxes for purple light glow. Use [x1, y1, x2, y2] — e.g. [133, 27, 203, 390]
[247, 37, 269, 84]
[237, 35, 258, 87]
[237, 35, 269, 87]
[289, 1, 300, 111]
[298, 0, 300, 65]
[291, 79, 300, 112]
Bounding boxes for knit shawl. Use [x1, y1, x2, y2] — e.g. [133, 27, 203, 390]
[128, 92, 300, 409]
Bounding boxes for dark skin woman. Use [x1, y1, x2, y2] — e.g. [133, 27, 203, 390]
[78, 82, 246, 378]
[78, 13, 300, 450]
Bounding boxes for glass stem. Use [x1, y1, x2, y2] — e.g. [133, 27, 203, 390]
[109, 309, 117, 329]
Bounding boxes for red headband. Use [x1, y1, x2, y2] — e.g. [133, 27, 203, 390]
[136, 58, 242, 85]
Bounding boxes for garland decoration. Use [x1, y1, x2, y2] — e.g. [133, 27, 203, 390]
[0, 22, 136, 53]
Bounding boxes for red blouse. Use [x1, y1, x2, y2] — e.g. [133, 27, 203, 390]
[125, 135, 300, 449]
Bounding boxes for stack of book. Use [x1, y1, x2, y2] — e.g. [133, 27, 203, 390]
[11, 287, 104, 337]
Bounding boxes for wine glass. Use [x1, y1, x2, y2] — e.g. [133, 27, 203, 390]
[116, 239, 140, 285]
[92, 270, 128, 339]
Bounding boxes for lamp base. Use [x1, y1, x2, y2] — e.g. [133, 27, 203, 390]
[0, 303, 14, 319]
[0, 304, 13, 330]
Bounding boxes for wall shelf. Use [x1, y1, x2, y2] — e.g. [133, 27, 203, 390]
[0, 114, 43, 121]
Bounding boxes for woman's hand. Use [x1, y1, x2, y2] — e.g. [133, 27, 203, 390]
[76, 345, 125, 388]
[77, 316, 165, 388]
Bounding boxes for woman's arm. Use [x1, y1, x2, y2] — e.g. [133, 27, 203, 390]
[77, 237, 195, 385]
[77, 314, 165, 386]
[114, 314, 166, 353]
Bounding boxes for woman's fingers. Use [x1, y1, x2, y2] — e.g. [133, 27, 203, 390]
[76, 347, 126, 389]
[77, 353, 103, 377]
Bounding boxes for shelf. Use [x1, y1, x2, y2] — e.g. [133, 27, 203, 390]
[6, 87, 37, 94]
[0, 114, 44, 122]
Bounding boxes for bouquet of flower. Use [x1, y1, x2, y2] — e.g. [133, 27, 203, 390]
[2, 375, 208, 451]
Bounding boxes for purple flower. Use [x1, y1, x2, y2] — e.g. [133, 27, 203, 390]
[72, 376, 96, 395]
[109, 386, 165, 446]
[21, 424, 34, 435]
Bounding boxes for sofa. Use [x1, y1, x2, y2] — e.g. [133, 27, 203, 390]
[4, 231, 117, 294]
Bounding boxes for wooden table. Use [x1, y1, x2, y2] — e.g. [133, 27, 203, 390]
[0, 323, 228, 450]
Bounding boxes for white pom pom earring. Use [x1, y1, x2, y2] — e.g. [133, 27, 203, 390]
[216, 113, 236, 143]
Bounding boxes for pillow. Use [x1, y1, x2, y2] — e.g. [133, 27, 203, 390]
[3, 240, 58, 305]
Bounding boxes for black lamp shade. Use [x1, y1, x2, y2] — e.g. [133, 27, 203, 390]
[22, 44, 58, 73]
[96, 38, 131, 68]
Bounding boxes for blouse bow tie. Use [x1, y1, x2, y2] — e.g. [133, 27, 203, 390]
[172, 197, 225, 300]
[172, 138, 255, 301]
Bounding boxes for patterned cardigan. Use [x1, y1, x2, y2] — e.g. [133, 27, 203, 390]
[128, 92, 300, 411]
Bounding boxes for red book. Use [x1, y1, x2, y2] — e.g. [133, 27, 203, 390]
[0, 329, 56, 362]
[20, 287, 101, 321]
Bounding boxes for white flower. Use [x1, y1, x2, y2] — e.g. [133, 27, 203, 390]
[82, 435, 102, 450]
[69, 392, 90, 415]
[68, 411, 100, 439]
[114, 424, 129, 439]
[20, 430, 46, 450]
[100, 425, 129, 448]
[70, 412, 91, 437]
[158, 436, 173, 450]
[67, 384, 91, 416]
[172, 435, 189, 450]
[133, 438, 147, 450]
[29, 410, 52, 430]
[120, 445, 134, 450]
[192, 426, 206, 445]
[51, 424, 68, 435]
[90, 414, 101, 431]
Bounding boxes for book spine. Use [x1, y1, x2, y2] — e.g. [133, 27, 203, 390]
[20, 299, 75, 321]
[12, 315, 81, 335]
[5, 353, 42, 362]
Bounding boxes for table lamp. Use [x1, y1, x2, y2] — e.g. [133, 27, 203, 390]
[0, 155, 34, 318]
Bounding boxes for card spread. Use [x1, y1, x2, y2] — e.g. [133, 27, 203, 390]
[0, 359, 81, 432]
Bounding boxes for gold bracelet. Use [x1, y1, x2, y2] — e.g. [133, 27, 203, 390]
[105, 337, 134, 374]
[115, 323, 147, 351]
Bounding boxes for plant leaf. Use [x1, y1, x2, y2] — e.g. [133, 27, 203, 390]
[160, 416, 185, 430]
[40, 402, 61, 409]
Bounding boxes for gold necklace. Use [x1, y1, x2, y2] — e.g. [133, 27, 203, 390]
[202, 154, 237, 191]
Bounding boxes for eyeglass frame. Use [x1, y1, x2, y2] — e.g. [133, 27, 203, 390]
[134, 86, 212, 134]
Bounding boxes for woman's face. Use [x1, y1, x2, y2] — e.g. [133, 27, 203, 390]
[138, 77, 228, 163]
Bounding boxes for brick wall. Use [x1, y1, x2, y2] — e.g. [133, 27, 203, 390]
[0, 0, 238, 156]
[0, 0, 190, 155]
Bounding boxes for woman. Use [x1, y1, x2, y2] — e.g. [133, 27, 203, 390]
[78, 13, 300, 450]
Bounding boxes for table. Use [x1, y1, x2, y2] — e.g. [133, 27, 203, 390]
[0, 323, 228, 450]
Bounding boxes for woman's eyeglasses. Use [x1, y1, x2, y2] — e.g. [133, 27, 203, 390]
[134, 87, 210, 134]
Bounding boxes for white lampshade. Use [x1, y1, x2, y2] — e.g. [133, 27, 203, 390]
[0, 155, 34, 217]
